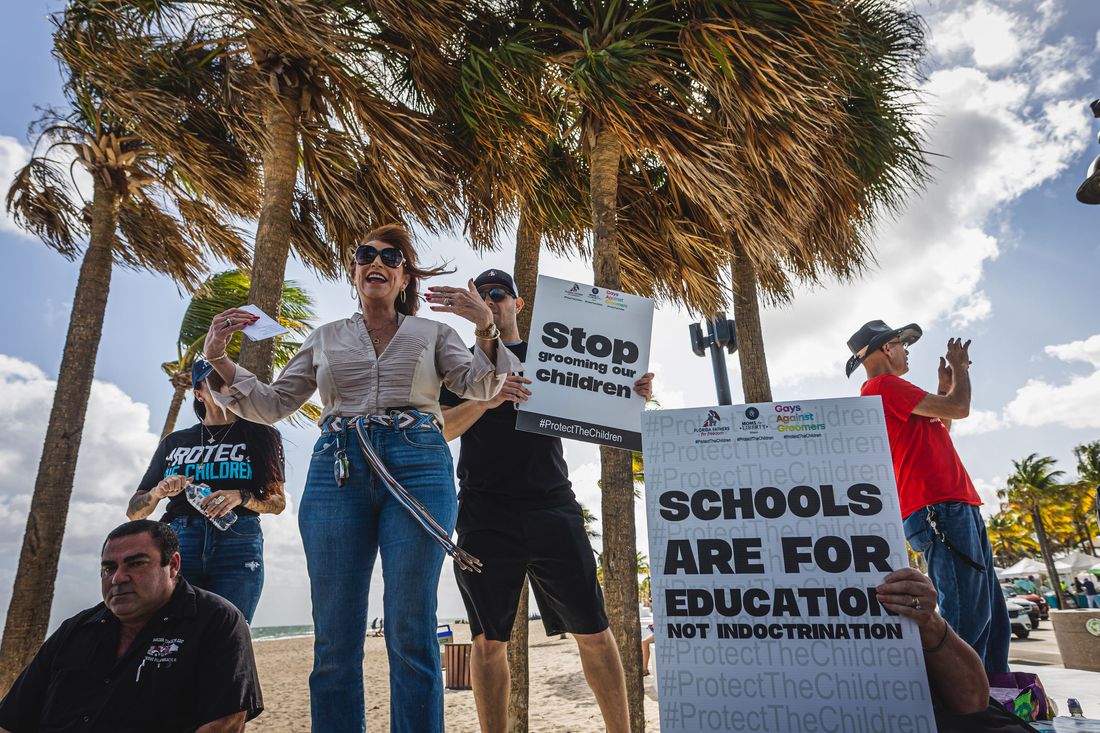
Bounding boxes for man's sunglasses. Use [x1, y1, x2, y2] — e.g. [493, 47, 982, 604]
[354, 244, 405, 268]
[480, 287, 511, 302]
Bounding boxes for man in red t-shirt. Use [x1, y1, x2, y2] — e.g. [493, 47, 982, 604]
[848, 319, 1009, 674]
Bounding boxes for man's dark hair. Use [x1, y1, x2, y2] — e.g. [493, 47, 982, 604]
[103, 520, 179, 565]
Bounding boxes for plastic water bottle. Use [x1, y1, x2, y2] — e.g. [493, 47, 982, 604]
[185, 483, 237, 531]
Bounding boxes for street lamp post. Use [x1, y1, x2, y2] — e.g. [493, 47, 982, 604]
[1075, 98, 1100, 205]
[689, 314, 737, 405]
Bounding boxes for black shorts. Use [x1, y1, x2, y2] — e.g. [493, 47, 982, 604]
[454, 499, 608, 641]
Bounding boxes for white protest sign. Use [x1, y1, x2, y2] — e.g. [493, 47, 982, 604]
[517, 275, 653, 450]
[642, 397, 935, 733]
[238, 304, 289, 341]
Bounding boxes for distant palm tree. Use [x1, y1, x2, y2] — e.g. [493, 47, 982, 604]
[986, 509, 1040, 566]
[1000, 454, 1068, 609]
[159, 271, 319, 438]
[1074, 441, 1100, 553]
[0, 7, 253, 691]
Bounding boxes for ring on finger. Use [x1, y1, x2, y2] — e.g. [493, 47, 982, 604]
[910, 597, 921, 610]
[225, 318, 233, 328]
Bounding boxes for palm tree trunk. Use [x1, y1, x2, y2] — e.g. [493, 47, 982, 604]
[504, 203, 541, 733]
[730, 237, 772, 403]
[239, 92, 299, 382]
[589, 121, 644, 733]
[160, 380, 188, 439]
[513, 205, 541, 341]
[0, 178, 118, 694]
[1032, 504, 1065, 609]
[507, 579, 530, 733]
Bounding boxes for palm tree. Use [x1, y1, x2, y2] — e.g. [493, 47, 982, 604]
[1073, 441, 1100, 554]
[159, 271, 319, 438]
[459, 5, 927, 727]
[986, 508, 1040, 566]
[0, 8, 254, 691]
[74, 1, 466, 381]
[1000, 454, 1068, 609]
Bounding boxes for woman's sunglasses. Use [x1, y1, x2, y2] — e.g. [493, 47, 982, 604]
[354, 244, 404, 269]
[480, 287, 510, 303]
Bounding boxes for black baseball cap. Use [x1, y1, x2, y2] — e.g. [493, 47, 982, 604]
[845, 320, 922, 377]
[473, 269, 519, 298]
[191, 358, 215, 387]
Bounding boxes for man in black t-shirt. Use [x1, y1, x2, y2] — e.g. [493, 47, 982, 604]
[440, 269, 652, 733]
[0, 520, 262, 733]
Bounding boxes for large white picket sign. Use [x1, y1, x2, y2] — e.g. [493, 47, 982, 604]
[517, 275, 652, 449]
[641, 397, 936, 733]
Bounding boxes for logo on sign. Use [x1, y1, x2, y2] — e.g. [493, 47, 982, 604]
[693, 410, 731, 443]
[737, 404, 771, 438]
[564, 283, 584, 302]
[604, 289, 628, 310]
[775, 403, 827, 435]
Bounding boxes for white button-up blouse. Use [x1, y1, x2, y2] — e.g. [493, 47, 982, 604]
[213, 313, 519, 427]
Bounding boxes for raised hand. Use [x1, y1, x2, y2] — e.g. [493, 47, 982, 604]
[944, 338, 972, 372]
[634, 372, 655, 401]
[425, 280, 493, 329]
[204, 308, 259, 358]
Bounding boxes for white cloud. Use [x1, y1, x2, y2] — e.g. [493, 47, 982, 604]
[928, 1, 1039, 70]
[0, 136, 31, 237]
[1044, 334, 1100, 366]
[953, 408, 1006, 436]
[0, 355, 160, 627]
[967, 333, 1100, 430]
[750, 10, 1089, 388]
[971, 476, 1005, 518]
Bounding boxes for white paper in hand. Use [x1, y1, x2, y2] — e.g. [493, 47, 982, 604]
[239, 304, 290, 341]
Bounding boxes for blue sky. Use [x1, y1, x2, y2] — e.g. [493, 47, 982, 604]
[1, 0, 1099, 628]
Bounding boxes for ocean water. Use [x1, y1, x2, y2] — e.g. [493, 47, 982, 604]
[251, 624, 315, 642]
[251, 618, 475, 642]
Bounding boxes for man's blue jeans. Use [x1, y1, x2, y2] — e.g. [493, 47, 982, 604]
[903, 502, 1010, 674]
[169, 514, 265, 623]
[300, 421, 456, 733]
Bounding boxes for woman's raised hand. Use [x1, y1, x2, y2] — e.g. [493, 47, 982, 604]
[204, 308, 260, 358]
[425, 280, 493, 329]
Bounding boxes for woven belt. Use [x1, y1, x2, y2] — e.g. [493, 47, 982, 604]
[320, 412, 481, 574]
[323, 409, 441, 434]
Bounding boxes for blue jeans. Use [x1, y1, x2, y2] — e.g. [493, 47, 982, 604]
[168, 514, 264, 623]
[300, 421, 456, 733]
[904, 502, 1010, 674]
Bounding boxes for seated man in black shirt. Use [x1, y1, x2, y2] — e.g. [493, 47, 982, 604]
[0, 520, 263, 733]
[440, 269, 652, 733]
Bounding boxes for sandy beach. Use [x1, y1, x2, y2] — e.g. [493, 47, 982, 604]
[250, 621, 661, 731]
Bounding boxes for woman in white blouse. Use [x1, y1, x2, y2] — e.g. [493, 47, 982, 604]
[202, 224, 516, 733]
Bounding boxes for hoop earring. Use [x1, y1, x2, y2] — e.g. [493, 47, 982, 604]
[399, 289, 407, 304]
[351, 287, 359, 301]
